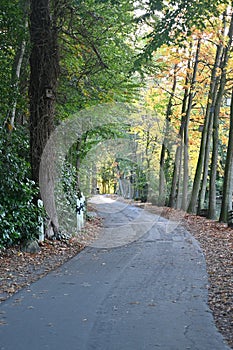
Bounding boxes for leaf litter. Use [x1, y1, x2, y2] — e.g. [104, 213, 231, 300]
[0, 212, 102, 304]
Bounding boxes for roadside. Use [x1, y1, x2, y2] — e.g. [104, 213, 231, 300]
[0, 210, 102, 303]
[0, 198, 232, 348]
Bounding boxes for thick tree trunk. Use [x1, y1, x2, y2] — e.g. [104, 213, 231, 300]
[208, 72, 225, 218]
[219, 88, 233, 222]
[209, 13, 233, 219]
[29, 0, 60, 232]
[169, 41, 200, 211]
[187, 43, 224, 213]
[197, 48, 223, 213]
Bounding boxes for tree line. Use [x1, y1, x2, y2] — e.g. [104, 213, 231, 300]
[0, 0, 232, 247]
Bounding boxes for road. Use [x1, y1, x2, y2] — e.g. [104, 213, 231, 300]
[0, 196, 231, 350]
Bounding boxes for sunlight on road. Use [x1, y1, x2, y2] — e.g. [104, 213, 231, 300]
[87, 195, 183, 249]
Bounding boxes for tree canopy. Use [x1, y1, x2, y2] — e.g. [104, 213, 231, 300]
[1, 0, 233, 247]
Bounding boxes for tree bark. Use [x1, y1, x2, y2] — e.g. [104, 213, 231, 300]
[182, 39, 201, 210]
[29, 0, 60, 232]
[8, 0, 29, 130]
[159, 64, 177, 206]
[187, 43, 224, 213]
[169, 65, 189, 208]
[219, 87, 233, 222]
[209, 12, 233, 219]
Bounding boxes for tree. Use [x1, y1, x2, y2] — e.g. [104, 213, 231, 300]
[181, 38, 201, 210]
[184, 9, 233, 216]
[0, 1, 42, 247]
[29, 0, 141, 236]
[29, 0, 60, 232]
[187, 13, 229, 214]
[142, 0, 227, 56]
[208, 11, 233, 219]
[219, 86, 233, 222]
[0, 0, 28, 125]
[57, 0, 138, 116]
[8, 0, 29, 130]
[168, 54, 190, 209]
[197, 41, 224, 214]
[160, 64, 177, 206]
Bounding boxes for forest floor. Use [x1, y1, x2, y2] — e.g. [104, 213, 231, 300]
[0, 200, 232, 348]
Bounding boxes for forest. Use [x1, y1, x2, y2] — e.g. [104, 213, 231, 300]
[1, 0, 233, 247]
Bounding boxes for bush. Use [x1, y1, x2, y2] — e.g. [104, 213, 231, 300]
[0, 126, 41, 247]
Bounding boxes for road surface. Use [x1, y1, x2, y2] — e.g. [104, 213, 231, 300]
[0, 196, 231, 350]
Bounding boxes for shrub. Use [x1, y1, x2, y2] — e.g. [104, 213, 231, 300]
[0, 126, 41, 247]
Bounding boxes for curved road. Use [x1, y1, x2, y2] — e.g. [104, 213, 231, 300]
[0, 196, 231, 350]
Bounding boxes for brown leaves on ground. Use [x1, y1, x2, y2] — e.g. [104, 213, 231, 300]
[0, 239, 83, 302]
[0, 214, 103, 303]
[183, 213, 233, 349]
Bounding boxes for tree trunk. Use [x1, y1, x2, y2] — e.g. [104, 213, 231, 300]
[209, 12, 233, 219]
[182, 39, 201, 210]
[187, 43, 224, 213]
[197, 54, 223, 213]
[229, 173, 233, 211]
[10, 34, 27, 129]
[159, 144, 166, 205]
[208, 70, 225, 218]
[176, 143, 183, 209]
[29, 0, 60, 232]
[219, 87, 233, 222]
[197, 106, 215, 213]
[169, 144, 182, 208]
[169, 63, 189, 208]
[9, 0, 29, 130]
[91, 163, 97, 194]
[159, 64, 177, 206]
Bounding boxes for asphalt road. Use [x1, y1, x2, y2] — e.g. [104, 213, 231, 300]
[0, 196, 231, 350]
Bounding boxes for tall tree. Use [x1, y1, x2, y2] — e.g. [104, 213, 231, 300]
[219, 86, 233, 222]
[143, 0, 226, 56]
[0, 0, 28, 124]
[187, 34, 225, 213]
[159, 64, 177, 205]
[197, 43, 224, 214]
[8, 0, 29, 130]
[29, 0, 60, 231]
[168, 62, 188, 208]
[167, 38, 201, 210]
[208, 11, 233, 219]
[57, 0, 137, 116]
[182, 38, 201, 210]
